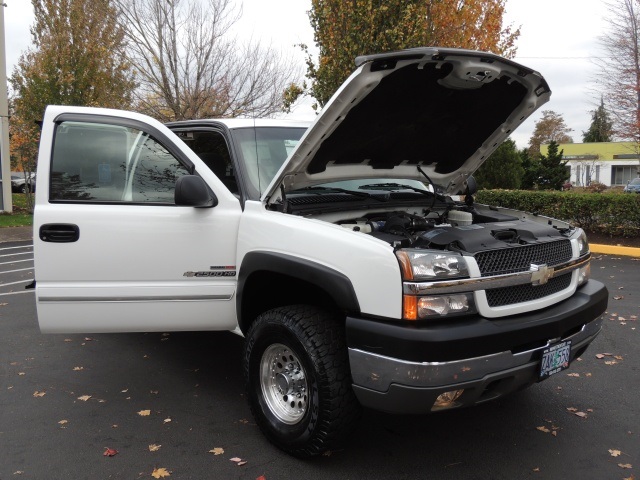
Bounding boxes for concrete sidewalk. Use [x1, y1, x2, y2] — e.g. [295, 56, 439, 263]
[1, 225, 639, 257]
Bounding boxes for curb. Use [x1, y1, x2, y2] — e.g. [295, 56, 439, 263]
[590, 243, 640, 258]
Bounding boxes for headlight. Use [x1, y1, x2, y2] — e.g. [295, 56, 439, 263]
[396, 250, 469, 281]
[403, 293, 475, 320]
[576, 229, 589, 256]
[577, 263, 590, 287]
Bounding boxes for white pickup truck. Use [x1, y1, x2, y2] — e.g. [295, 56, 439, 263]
[33, 47, 608, 457]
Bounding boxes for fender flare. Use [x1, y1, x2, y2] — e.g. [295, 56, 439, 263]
[237, 251, 360, 324]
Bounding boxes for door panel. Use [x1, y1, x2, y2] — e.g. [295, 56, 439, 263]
[34, 106, 241, 333]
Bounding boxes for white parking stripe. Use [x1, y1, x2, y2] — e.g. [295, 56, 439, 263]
[0, 279, 34, 288]
[0, 290, 35, 297]
[0, 244, 34, 252]
[0, 268, 34, 275]
[0, 252, 33, 259]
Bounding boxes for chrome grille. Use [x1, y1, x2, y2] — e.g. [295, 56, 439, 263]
[474, 240, 572, 277]
[486, 273, 572, 307]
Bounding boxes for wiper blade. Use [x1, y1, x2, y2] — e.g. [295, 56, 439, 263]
[359, 183, 432, 196]
[298, 186, 389, 202]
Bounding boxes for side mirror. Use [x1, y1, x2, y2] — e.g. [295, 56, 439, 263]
[175, 175, 218, 208]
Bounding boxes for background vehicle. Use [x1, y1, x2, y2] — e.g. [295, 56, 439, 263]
[623, 177, 640, 193]
[33, 48, 608, 457]
[11, 171, 36, 193]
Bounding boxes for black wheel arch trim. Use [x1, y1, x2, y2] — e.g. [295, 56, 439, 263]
[237, 251, 360, 330]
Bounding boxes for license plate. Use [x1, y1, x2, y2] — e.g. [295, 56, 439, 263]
[539, 340, 572, 379]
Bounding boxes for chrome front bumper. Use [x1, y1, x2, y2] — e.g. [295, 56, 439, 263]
[348, 316, 603, 414]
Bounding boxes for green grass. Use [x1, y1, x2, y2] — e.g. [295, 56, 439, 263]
[0, 194, 34, 228]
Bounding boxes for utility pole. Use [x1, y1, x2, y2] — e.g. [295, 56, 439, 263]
[0, 2, 12, 213]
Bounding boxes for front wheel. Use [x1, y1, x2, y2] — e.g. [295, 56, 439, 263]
[243, 305, 361, 457]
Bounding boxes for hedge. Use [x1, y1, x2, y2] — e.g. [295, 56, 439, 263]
[475, 190, 640, 237]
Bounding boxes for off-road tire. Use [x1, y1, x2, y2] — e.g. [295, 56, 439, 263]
[243, 305, 361, 457]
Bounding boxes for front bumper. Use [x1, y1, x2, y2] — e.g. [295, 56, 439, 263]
[347, 280, 608, 414]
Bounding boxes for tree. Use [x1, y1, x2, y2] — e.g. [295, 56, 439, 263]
[527, 110, 573, 158]
[473, 139, 523, 189]
[519, 147, 540, 190]
[10, 0, 136, 210]
[594, 0, 640, 143]
[115, 0, 299, 121]
[582, 98, 614, 142]
[287, 0, 520, 110]
[537, 141, 569, 190]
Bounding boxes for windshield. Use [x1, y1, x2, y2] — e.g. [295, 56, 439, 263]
[630, 178, 640, 185]
[232, 127, 306, 198]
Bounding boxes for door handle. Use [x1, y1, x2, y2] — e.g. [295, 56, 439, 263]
[39, 224, 80, 243]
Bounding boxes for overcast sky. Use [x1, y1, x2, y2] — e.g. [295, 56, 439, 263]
[3, 0, 610, 148]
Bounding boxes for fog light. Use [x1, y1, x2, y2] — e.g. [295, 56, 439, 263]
[432, 389, 464, 410]
[578, 263, 590, 286]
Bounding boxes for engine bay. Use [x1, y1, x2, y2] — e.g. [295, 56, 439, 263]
[337, 207, 572, 254]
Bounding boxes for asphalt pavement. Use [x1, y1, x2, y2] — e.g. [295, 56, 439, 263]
[0, 237, 638, 479]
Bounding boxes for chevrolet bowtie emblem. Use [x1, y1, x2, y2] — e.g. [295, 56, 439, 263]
[530, 264, 553, 286]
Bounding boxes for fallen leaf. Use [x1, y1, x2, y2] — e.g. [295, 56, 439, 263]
[163, 418, 171, 424]
[121, 389, 128, 393]
[73, 367, 84, 371]
[84, 337, 93, 341]
[567, 407, 578, 412]
[58, 420, 68, 425]
[533, 467, 540, 472]
[103, 447, 118, 457]
[618, 464, 633, 469]
[151, 467, 171, 478]
[567, 373, 580, 377]
[585, 373, 592, 377]
[230, 457, 243, 463]
[150, 390, 159, 394]
[148, 444, 161, 452]
[13, 471, 24, 475]
[237, 461, 247, 466]
[256, 476, 267, 480]
[596, 353, 613, 358]
[33, 391, 46, 397]
[613, 295, 624, 300]
[574, 411, 588, 418]
[551, 431, 558, 437]
[64, 338, 72, 342]
[77, 395, 91, 402]
[239, 418, 249, 424]
[610, 449, 622, 457]
[614, 355, 624, 360]
[623, 476, 635, 480]
[536, 426, 551, 433]
[137, 410, 151, 416]
[604, 361, 618, 365]
[18, 372, 25, 376]
[209, 448, 224, 455]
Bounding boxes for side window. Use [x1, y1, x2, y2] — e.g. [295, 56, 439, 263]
[50, 121, 189, 204]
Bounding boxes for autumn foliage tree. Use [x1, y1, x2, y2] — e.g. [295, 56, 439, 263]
[10, 0, 136, 208]
[527, 110, 573, 158]
[287, 0, 520, 110]
[595, 0, 640, 143]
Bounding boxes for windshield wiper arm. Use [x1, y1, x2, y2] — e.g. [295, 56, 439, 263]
[299, 186, 389, 202]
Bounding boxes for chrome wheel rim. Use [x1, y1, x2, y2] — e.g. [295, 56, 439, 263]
[260, 343, 308, 425]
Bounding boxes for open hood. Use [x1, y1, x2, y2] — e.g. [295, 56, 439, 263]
[263, 47, 550, 203]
